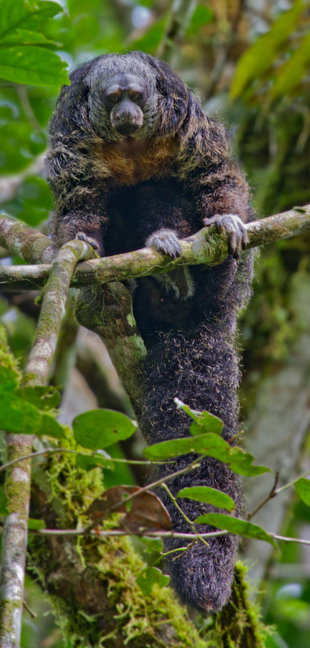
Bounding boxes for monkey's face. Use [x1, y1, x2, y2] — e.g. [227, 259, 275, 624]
[102, 75, 147, 136]
[78, 53, 188, 142]
[86, 58, 157, 141]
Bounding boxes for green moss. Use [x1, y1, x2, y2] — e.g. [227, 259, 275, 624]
[0, 323, 22, 380]
[199, 561, 271, 648]
[127, 334, 147, 357]
[28, 437, 209, 647]
[0, 599, 22, 636]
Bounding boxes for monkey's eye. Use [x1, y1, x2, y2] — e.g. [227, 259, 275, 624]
[106, 91, 121, 104]
[128, 90, 144, 103]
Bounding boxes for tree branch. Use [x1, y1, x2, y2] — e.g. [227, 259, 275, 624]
[0, 241, 95, 646]
[0, 204, 309, 291]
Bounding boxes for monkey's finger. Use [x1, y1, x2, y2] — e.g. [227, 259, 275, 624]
[146, 228, 182, 258]
[241, 227, 249, 247]
[227, 231, 239, 257]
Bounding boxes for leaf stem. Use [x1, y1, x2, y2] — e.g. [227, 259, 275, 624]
[247, 472, 279, 520]
[0, 447, 165, 473]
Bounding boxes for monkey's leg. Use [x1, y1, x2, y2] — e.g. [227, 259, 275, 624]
[140, 322, 242, 613]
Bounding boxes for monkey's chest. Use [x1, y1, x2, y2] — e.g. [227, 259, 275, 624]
[94, 138, 178, 185]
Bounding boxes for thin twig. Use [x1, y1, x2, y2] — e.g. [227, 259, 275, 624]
[161, 482, 210, 548]
[275, 469, 310, 494]
[23, 599, 37, 619]
[273, 534, 310, 546]
[0, 447, 166, 473]
[6, 526, 310, 549]
[247, 469, 310, 521]
[37, 527, 227, 540]
[247, 472, 279, 520]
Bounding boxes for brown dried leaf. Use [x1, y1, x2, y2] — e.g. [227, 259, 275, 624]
[86, 485, 172, 533]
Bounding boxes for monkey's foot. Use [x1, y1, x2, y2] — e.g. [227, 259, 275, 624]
[203, 214, 248, 258]
[146, 228, 182, 258]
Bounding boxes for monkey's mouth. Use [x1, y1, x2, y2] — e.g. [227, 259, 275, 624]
[114, 121, 141, 136]
[111, 106, 144, 136]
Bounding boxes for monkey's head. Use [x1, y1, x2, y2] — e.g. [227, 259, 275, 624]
[58, 52, 191, 143]
[87, 58, 150, 139]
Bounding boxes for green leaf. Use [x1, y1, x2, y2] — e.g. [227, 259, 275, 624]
[134, 536, 163, 555]
[0, 361, 64, 438]
[190, 415, 224, 436]
[195, 512, 277, 548]
[186, 4, 213, 36]
[0, 392, 65, 438]
[0, 363, 20, 392]
[270, 32, 310, 99]
[0, 29, 59, 47]
[144, 431, 270, 476]
[0, 392, 43, 435]
[0, 46, 68, 87]
[39, 413, 65, 439]
[175, 398, 224, 435]
[130, 19, 166, 54]
[0, 0, 63, 38]
[28, 518, 45, 530]
[295, 477, 310, 506]
[144, 433, 214, 460]
[177, 486, 235, 511]
[76, 452, 114, 472]
[137, 567, 170, 596]
[19, 385, 60, 410]
[230, 0, 304, 98]
[73, 409, 137, 450]
[228, 447, 270, 477]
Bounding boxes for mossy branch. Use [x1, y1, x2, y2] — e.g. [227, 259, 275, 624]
[0, 241, 95, 647]
[0, 204, 309, 290]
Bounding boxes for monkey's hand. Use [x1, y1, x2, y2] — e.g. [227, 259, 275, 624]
[146, 228, 182, 258]
[203, 214, 248, 258]
[75, 232, 101, 255]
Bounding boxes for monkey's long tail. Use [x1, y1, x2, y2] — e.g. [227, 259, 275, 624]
[140, 323, 242, 613]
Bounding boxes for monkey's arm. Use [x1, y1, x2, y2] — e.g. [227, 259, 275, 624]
[46, 73, 112, 255]
[47, 142, 109, 254]
[145, 128, 251, 259]
[197, 167, 250, 257]
[144, 171, 249, 259]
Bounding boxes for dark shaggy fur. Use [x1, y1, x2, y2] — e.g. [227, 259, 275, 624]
[47, 52, 254, 613]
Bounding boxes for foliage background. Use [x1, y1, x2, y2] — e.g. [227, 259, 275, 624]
[0, 1, 310, 646]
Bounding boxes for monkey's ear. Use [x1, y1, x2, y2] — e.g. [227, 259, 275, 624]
[56, 60, 93, 107]
[69, 62, 92, 87]
[156, 75, 188, 134]
[50, 61, 95, 136]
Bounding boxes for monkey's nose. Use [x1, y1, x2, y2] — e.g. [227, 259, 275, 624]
[111, 102, 144, 135]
